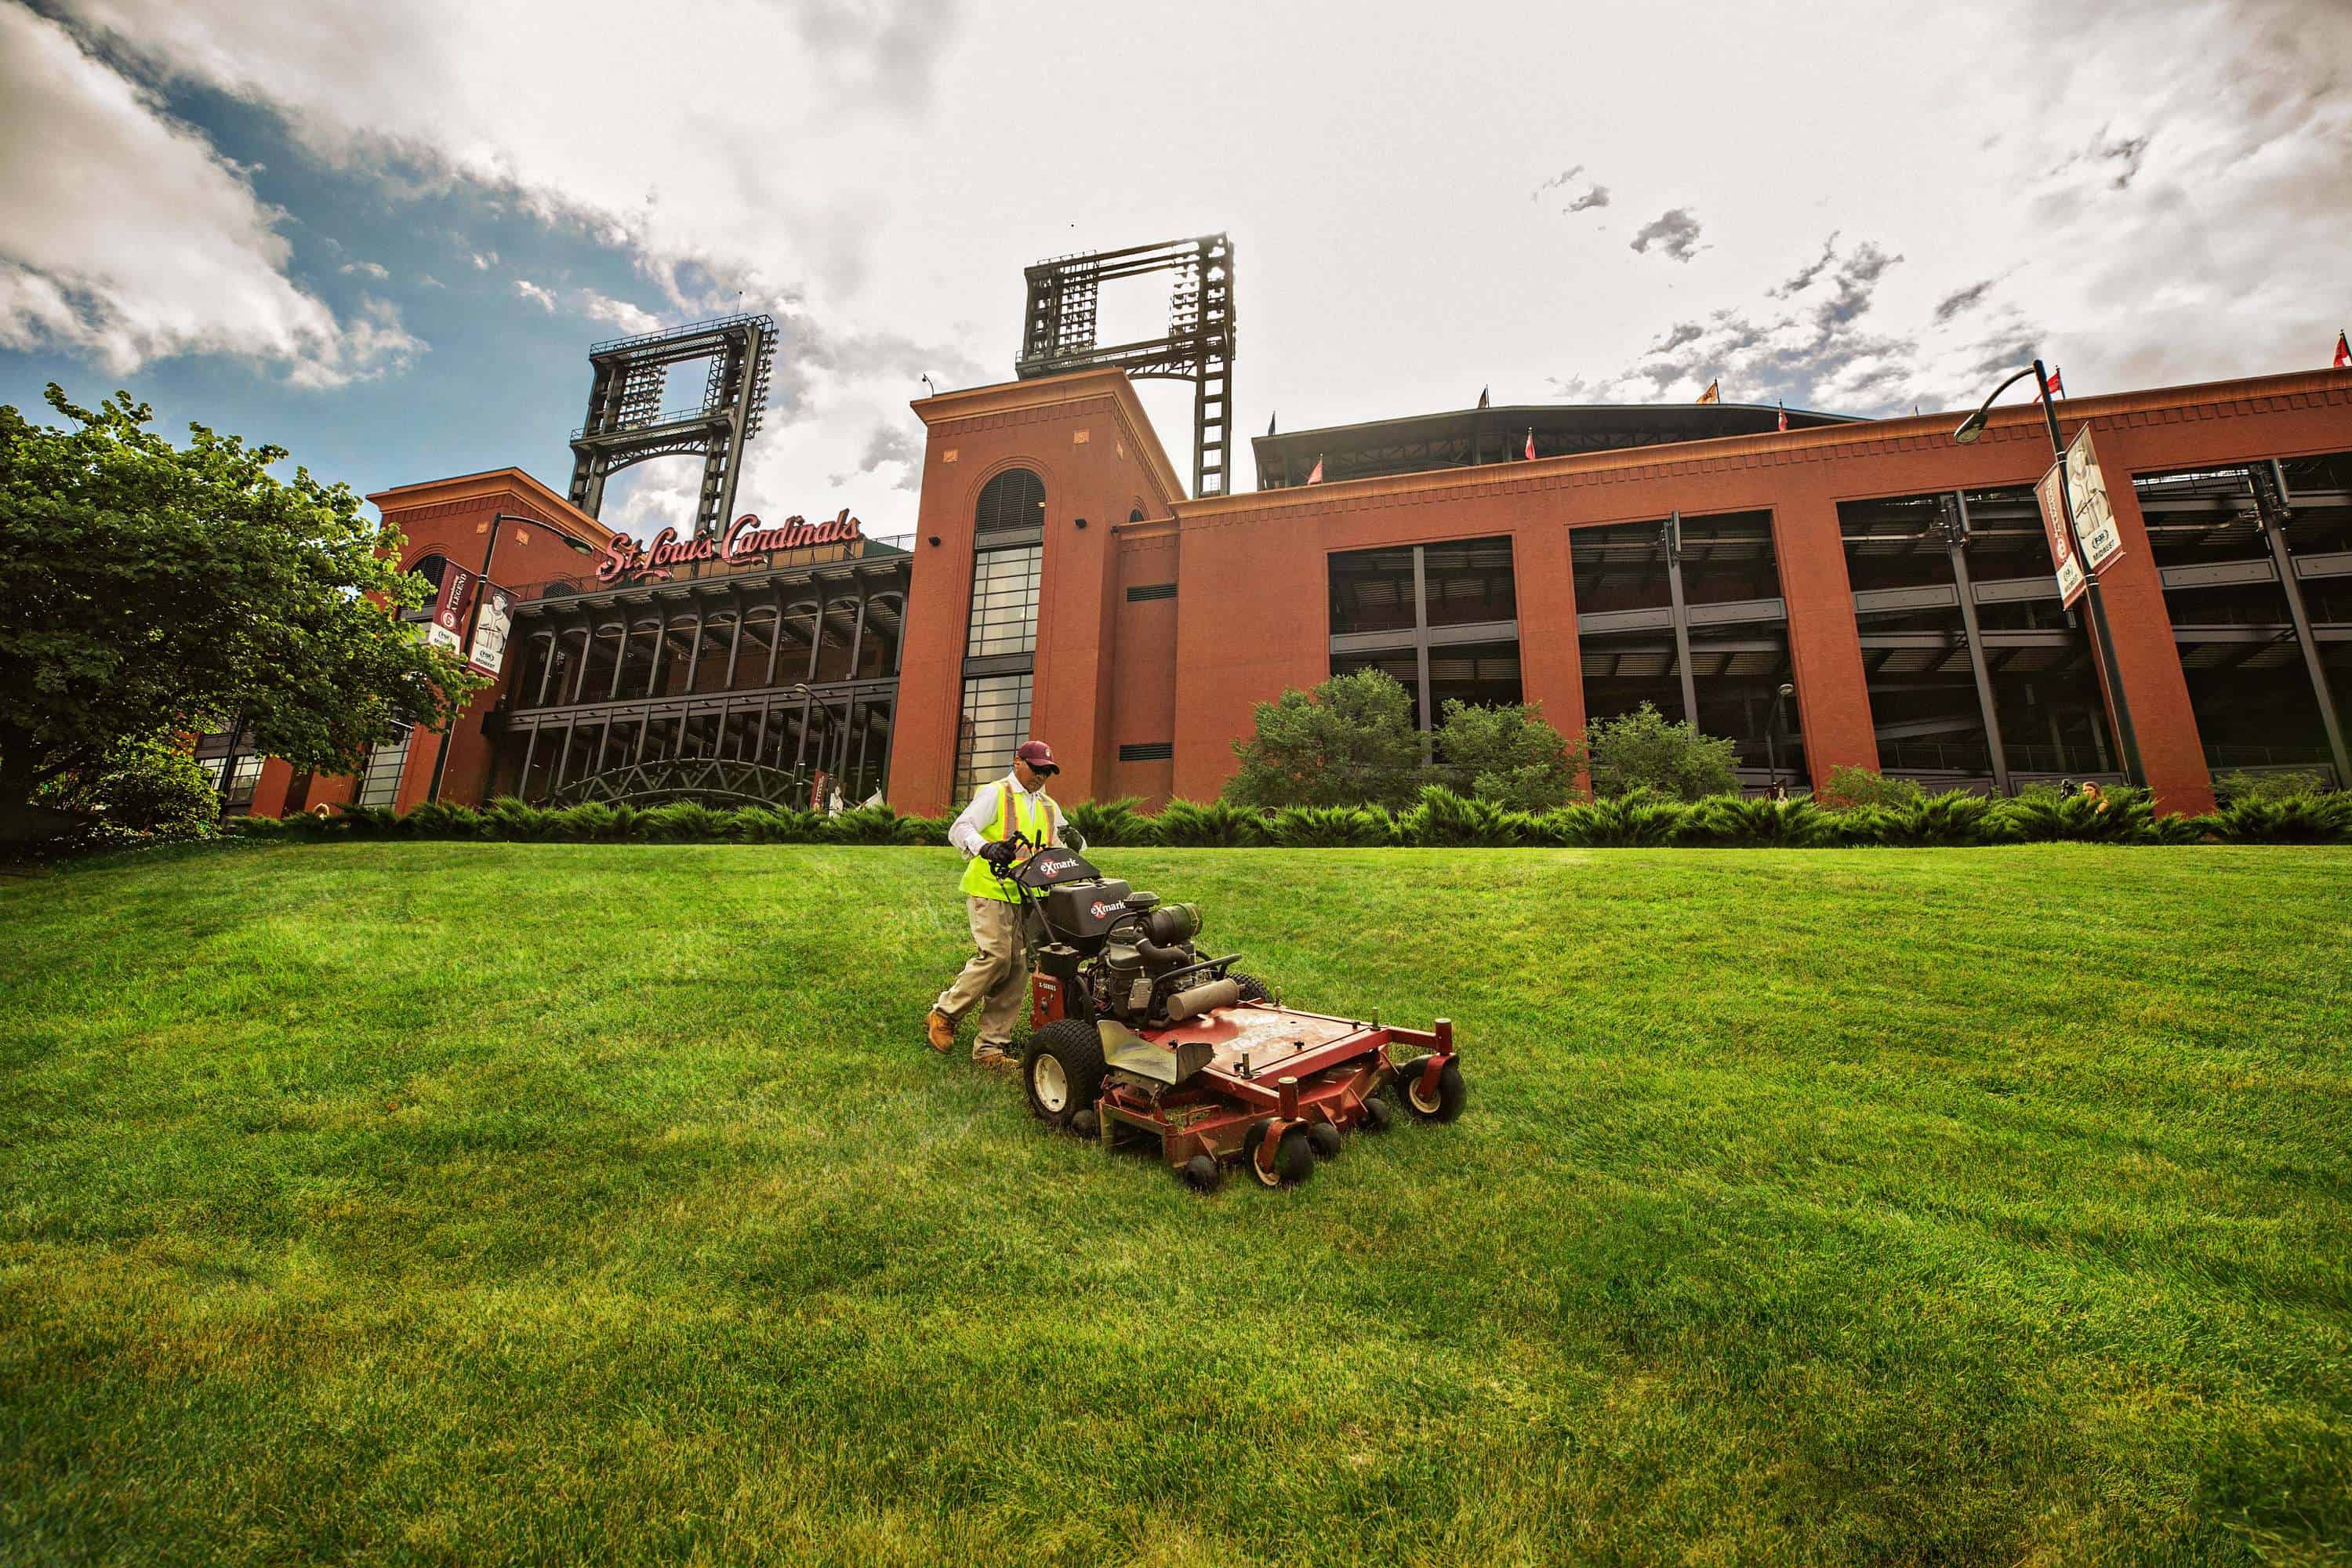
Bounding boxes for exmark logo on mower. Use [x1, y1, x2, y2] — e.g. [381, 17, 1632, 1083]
[1036, 856, 1079, 877]
[1089, 898, 1124, 920]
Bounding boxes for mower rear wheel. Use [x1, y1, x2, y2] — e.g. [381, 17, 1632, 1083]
[1229, 971, 1274, 1004]
[1242, 1120, 1315, 1188]
[1397, 1058, 1467, 1123]
[1023, 1018, 1105, 1132]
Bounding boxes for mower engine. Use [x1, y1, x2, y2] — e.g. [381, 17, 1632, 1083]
[991, 838, 1467, 1192]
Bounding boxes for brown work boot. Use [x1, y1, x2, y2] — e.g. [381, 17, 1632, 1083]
[971, 1042, 1019, 1073]
[924, 1009, 956, 1052]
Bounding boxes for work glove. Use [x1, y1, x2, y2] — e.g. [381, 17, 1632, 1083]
[980, 839, 1019, 871]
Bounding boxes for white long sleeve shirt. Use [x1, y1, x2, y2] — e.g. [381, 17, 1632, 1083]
[947, 773, 1067, 858]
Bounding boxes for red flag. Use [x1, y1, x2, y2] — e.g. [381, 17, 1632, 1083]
[1305, 456, 1324, 485]
[1523, 429, 1536, 461]
[2336, 330, 2350, 368]
[2037, 367, 2065, 401]
[1776, 402, 1788, 433]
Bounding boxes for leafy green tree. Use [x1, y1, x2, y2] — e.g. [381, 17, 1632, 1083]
[37, 729, 221, 843]
[1223, 666, 1422, 808]
[1582, 702, 1740, 801]
[1434, 698, 1577, 810]
[0, 386, 484, 840]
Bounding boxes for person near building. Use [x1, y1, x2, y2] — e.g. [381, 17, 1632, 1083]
[926, 740, 1071, 1069]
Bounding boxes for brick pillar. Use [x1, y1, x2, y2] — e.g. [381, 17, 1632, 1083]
[890, 461, 984, 819]
[248, 758, 296, 819]
[394, 727, 442, 813]
[1029, 505, 1116, 805]
[2089, 473, 2214, 814]
[1771, 486, 1878, 787]
[1514, 508, 1584, 741]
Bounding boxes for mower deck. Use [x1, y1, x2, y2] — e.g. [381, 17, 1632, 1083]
[1092, 1002, 1458, 1187]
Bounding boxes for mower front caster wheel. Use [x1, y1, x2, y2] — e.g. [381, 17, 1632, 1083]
[1397, 1058, 1468, 1123]
[1023, 1019, 1105, 1132]
[1180, 1154, 1222, 1193]
[1242, 1121, 1315, 1188]
[1306, 1122, 1342, 1160]
[1359, 1098, 1396, 1134]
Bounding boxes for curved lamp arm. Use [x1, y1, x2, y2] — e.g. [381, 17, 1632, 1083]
[1951, 364, 2041, 445]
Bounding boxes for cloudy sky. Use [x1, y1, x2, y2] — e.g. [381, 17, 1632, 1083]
[3, 0, 2347, 542]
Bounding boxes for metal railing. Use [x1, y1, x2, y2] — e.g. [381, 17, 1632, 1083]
[569, 404, 729, 440]
[2204, 744, 2335, 771]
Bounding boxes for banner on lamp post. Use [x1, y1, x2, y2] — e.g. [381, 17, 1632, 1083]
[2063, 426, 2124, 573]
[424, 564, 474, 655]
[466, 582, 514, 677]
[2034, 462, 2089, 609]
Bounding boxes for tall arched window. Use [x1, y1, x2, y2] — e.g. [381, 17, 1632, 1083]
[975, 468, 1046, 533]
[957, 467, 1045, 795]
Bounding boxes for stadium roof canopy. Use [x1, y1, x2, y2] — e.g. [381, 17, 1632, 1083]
[1251, 401, 1867, 489]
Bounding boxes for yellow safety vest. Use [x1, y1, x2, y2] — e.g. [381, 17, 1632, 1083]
[960, 781, 1058, 902]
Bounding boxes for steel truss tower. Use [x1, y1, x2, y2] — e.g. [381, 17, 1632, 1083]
[1015, 234, 1236, 498]
[568, 313, 777, 539]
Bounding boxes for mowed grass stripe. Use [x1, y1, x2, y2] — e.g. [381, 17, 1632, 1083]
[2, 843, 2347, 1566]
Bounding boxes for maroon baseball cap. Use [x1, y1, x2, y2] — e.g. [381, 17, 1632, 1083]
[1015, 740, 1058, 775]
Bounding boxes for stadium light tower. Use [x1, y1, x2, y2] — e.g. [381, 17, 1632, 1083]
[1952, 359, 2143, 786]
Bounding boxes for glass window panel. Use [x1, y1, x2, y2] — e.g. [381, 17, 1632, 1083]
[955, 672, 1033, 797]
[198, 752, 263, 811]
[966, 544, 1042, 659]
[354, 728, 411, 809]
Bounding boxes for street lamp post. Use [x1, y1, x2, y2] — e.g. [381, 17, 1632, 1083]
[1766, 681, 1794, 796]
[1951, 360, 2145, 786]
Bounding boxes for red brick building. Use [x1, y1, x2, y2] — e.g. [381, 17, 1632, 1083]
[888, 367, 2352, 818]
[242, 366, 2351, 821]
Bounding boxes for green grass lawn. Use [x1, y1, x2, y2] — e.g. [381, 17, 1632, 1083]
[2, 842, 2348, 1566]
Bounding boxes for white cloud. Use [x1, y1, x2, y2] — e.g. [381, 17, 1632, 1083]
[286, 296, 424, 388]
[513, 278, 555, 310]
[339, 259, 390, 279]
[575, 289, 659, 336]
[0, 5, 419, 385]
[35, 0, 2352, 485]
[470, 251, 495, 270]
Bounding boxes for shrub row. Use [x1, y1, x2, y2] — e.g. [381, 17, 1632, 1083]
[226, 786, 2352, 849]
[228, 799, 956, 846]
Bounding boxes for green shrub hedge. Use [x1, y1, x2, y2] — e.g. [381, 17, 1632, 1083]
[224, 786, 2352, 850]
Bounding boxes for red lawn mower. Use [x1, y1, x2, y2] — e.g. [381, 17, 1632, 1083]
[988, 837, 1466, 1191]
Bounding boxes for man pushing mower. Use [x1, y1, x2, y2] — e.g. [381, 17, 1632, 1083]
[925, 739, 1073, 1069]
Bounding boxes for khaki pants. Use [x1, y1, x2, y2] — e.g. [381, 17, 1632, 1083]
[935, 895, 1029, 1051]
